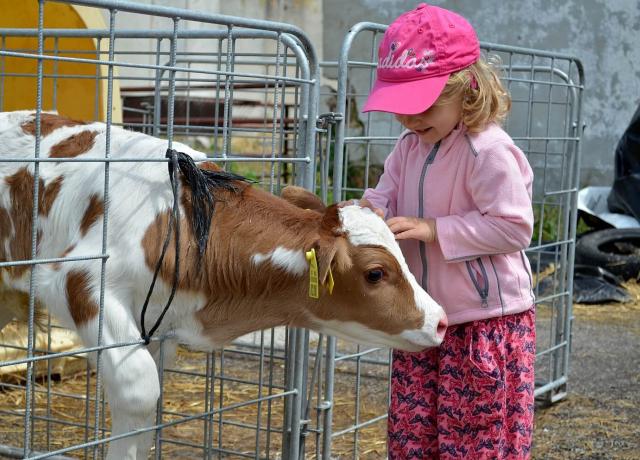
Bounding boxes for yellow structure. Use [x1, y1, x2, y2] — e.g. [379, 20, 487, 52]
[0, 1, 122, 123]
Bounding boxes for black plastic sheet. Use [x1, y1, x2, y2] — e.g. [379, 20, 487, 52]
[608, 104, 640, 221]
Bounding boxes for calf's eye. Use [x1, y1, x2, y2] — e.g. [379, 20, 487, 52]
[365, 268, 385, 284]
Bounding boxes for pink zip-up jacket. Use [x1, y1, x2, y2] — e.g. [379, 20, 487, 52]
[363, 123, 535, 325]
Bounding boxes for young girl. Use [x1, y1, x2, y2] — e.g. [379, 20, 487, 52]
[356, 4, 536, 459]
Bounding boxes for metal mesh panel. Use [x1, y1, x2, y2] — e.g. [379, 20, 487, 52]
[318, 22, 584, 459]
[0, 0, 319, 458]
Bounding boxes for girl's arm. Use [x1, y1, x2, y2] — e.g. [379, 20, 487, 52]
[436, 141, 534, 261]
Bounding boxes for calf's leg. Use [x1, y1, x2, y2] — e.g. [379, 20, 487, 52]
[75, 292, 160, 460]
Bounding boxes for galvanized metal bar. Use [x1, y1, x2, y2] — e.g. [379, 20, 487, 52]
[280, 328, 293, 459]
[211, 38, 224, 158]
[0, 36, 5, 110]
[221, 26, 234, 160]
[0, 382, 98, 404]
[0, 156, 311, 163]
[268, 33, 283, 193]
[217, 350, 225, 458]
[22, 1, 46, 455]
[165, 16, 180, 147]
[286, 327, 306, 459]
[0, 410, 101, 431]
[153, 37, 164, 137]
[45, 311, 53, 452]
[331, 413, 387, 438]
[154, 339, 167, 459]
[0, 50, 311, 85]
[561, 58, 585, 402]
[91, 9, 117, 457]
[49, 0, 314, 44]
[0, 444, 75, 460]
[51, 37, 59, 111]
[265, 330, 278, 459]
[254, 331, 267, 458]
[0, 337, 153, 369]
[276, 41, 291, 193]
[0, 27, 295, 39]
[352, 345, 362, 459]
[203, 352, 215, 460]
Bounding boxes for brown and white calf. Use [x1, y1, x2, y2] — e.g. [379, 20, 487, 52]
[0, 110, 446, 459]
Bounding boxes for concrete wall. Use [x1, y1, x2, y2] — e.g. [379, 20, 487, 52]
[323, 0, 640, 186]
[106, 0, 322, 47]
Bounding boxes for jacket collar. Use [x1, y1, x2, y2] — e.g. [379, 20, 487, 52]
[419, 122, 467, 159]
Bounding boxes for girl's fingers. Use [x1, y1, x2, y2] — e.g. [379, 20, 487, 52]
[387, 217, 432, 242]
[393, 229, 417, 240]
[386, 217, 403, 227]
[387, 217, 415, 233]
[387, 221, 408, 234]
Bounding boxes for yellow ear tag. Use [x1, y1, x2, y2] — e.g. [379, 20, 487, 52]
[305, 248, 319, 299]
[326, 266, 334, 295]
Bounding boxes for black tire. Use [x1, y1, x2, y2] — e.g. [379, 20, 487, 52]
[575, 228, 640, 280]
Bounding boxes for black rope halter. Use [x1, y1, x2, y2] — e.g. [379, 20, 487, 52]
[139, 149, 249, 345]
[140, 149, 181, 345]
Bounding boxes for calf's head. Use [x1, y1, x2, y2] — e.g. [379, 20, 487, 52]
[282, 187, 447, 351]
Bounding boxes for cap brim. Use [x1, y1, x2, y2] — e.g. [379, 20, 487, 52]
[362, 74, 450, 115]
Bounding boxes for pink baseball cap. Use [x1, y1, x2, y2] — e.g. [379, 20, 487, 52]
[362, 3, 480, 115]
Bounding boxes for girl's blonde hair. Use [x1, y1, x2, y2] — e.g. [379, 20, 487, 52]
[436, 55, 511, 133]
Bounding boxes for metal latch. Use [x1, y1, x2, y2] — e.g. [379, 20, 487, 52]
[316, 112, 344, 130]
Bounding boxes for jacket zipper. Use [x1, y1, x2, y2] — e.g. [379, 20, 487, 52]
[418, 142, 441, 290]
[466, 257, 490, 307]
[520, 251, 535, 303]
[489, 255, 505, 315]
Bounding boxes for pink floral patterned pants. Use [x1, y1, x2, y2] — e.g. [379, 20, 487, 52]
[388, 308, 536, 459]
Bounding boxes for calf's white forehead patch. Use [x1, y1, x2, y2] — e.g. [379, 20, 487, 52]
[338, 206, 406, 265]
[251, 246, 307, 276]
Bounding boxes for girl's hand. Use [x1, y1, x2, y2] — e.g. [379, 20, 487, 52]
[337, 198, 385, 219]
[386, 216, 437, 243]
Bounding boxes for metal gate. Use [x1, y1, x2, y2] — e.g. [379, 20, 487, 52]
[315, 21, 585, 459]
[0, 0, 321, 458]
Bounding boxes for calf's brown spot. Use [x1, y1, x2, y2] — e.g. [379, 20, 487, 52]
[50, 130, 98, 159]
[40, 176, 64, 217]
[5, 169, 39, 277]
[0, 207, 11, 261]
[4, 169, 64, 277]
[65, 270, 98, 325]
[80, 195, 104, 236]
[21, 113, 87, 137]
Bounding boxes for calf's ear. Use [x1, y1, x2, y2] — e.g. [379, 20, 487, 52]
[316, 205, 352, 283]
[316, 238, 352, 285]
[281, 186, 325, 213]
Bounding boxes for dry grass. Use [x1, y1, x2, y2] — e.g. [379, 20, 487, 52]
[572, 279, 640, 331]
[534, 395, 640, 459]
